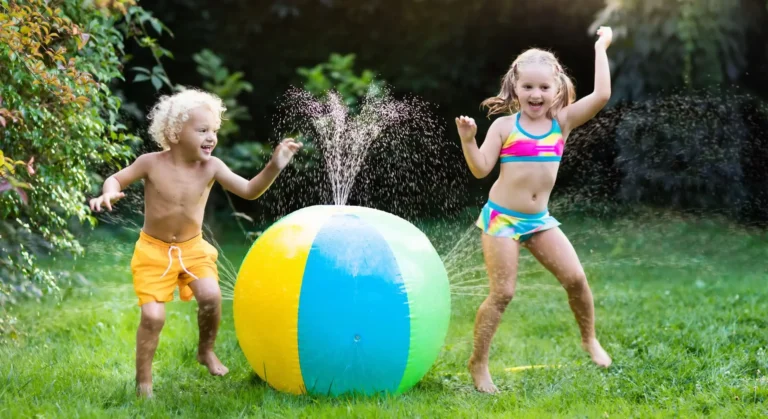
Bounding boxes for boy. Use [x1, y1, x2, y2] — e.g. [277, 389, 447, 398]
[89, 88, 302, 398]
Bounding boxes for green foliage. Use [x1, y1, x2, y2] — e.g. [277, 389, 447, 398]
[0, 0, 168, 307]
[0, 148, 37, 309]
[122, 6, 175, 91]
[297, 53, 383, 111]
[191, 48, 253, 143]
[590, 0, 763, 103]
[0, 150, 34, 204]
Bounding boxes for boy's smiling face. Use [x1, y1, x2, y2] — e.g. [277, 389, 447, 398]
[174, 106, 219, 161]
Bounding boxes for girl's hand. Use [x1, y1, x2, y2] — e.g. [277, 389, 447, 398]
[595, 26, 612, 50]
[455, 116, 478, 144]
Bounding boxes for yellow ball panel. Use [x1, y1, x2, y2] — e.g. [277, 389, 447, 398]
[233, 209, 331, 394]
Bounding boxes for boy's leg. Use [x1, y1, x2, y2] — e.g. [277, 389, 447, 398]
[187, 277, 228, 376]
[136, 301, 166, 398]
[525, 227, 612, 368]
[469, 233, 520, 393]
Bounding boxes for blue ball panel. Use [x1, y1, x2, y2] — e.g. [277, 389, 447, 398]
[297, 213, 410, 396]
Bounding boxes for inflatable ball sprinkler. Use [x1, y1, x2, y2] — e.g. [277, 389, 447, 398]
[233, 205, 451, 396]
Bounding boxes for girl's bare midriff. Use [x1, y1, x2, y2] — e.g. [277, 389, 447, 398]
[488, 161, 560, 214]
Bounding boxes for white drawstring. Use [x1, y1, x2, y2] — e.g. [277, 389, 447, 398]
[159, 245, 199, 281]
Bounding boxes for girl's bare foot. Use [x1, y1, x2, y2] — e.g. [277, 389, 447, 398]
[468, 357, 499, 393]
[136, 382, 153, 398]
[582, 339, 612, 368]
[197, 351, 229, 376]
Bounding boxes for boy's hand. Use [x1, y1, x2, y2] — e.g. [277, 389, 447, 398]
[455, 116, 477, 144]
[595, 26, 612, 50]
[89, 192, 125, 212]
[271, 138, 303, 170]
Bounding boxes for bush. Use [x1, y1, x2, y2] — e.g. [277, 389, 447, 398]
[297, 53, 384, 113]
[614, 94, 751, 214]
[553, 92, 768, 226]
[736, 96, 768, 226]
[556, 91, 768, 224]
[555, 104, 626, 218]
[0, 0, 168, 309]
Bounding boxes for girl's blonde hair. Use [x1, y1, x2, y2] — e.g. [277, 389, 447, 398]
[481, 48, 576, 119]
[147, 87, 227, 150]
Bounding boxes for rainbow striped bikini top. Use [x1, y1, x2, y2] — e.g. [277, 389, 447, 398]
[500, 113, 565, 163]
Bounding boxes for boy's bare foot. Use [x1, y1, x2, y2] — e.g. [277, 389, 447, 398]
[136, 382, 153, 398]
[197, 351, 229, 376]
[582, 339, 612, 368]
[468, 356, 498, 393]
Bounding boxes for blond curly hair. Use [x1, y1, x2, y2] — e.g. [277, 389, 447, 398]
[147, 87, 227, 150]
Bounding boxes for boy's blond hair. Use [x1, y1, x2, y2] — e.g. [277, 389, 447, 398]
[147, 88, 227, 150]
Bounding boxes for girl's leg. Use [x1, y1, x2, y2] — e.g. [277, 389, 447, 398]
[524, 227, 612, 367]
[469, 233, 520, 393]
[136, 301, 165, 398]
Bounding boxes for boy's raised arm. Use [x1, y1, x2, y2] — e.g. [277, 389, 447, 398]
[214, 138, 301, 200]
[213, 158, 280, 201]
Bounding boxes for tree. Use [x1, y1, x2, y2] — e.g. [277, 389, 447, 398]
[590, 0, 766, 103]
[0, 0, 169, 311]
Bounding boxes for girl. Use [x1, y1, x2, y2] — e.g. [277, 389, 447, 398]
[456, 27, 613, 393]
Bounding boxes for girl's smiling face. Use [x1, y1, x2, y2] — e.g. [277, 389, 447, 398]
[514, 63, 557, 119]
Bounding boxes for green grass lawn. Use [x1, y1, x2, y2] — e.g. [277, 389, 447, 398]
[2, 211, 768, 418]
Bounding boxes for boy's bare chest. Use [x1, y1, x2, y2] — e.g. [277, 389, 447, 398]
[146, 169, 214, 205]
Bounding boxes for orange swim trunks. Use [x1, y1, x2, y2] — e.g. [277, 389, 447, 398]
[130, 230, 219, 306]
